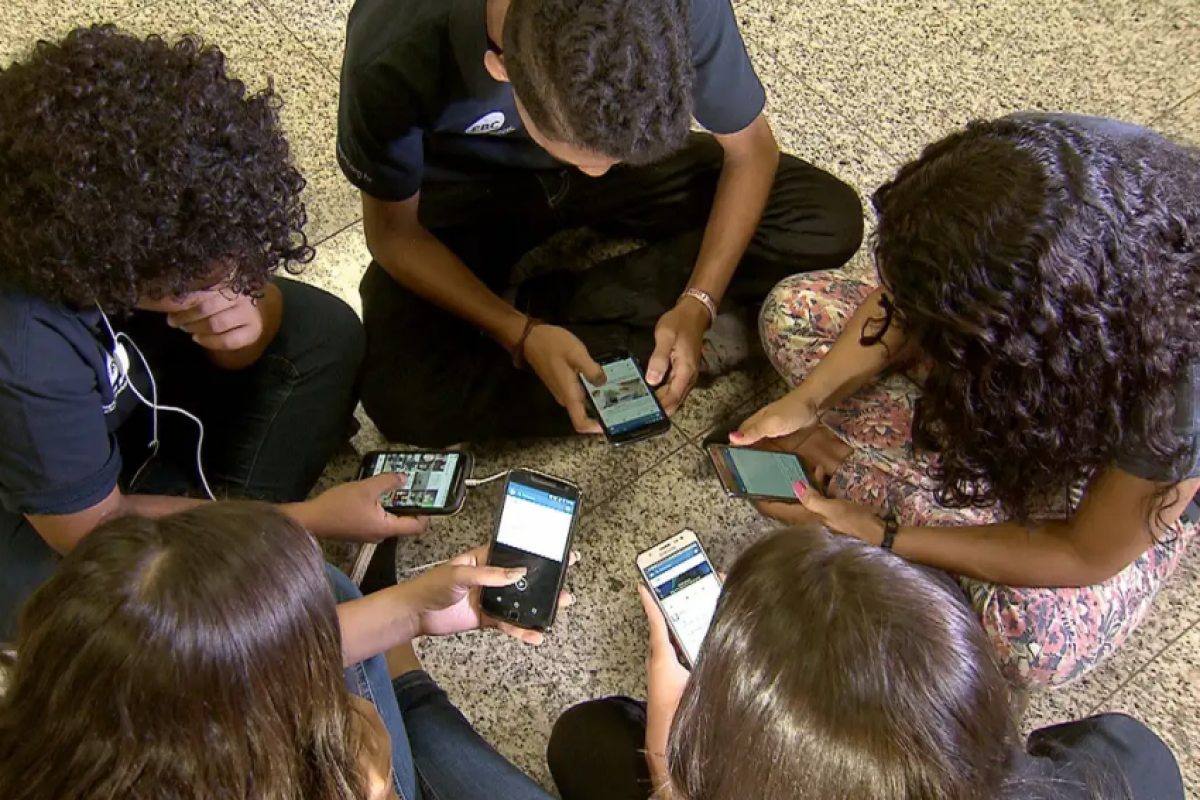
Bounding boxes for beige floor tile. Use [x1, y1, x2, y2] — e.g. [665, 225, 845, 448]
[1156, 91, 1200, 146]
[1099, 623, 1200, 797]
[259, 0, 352, 72]
[0, 0, 154, 65]
[295, 220, 371, 315]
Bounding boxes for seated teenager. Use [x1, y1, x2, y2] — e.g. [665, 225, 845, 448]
[0, 503, 562, 800]
[548, 528, 1184, 800]
[0, 25, 423, 638]
[735, 114, 1200, 688]
[338, 0, 864, 445]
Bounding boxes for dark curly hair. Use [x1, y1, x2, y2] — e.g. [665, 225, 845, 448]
[871, 116, 1200, 522]
[502, 0, 694, 164]
[0, 25, 311, 311]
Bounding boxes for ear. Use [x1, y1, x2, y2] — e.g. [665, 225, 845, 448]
[484, 50, 509, 83]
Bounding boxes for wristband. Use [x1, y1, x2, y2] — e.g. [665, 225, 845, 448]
[511, 316, 544, 369]
[880, 512, 900, 551]
[680, 288, 718, 324]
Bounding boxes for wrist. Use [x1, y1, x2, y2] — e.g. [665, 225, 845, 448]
[678, 289, 716, 328]
[494, 309, 530, 352]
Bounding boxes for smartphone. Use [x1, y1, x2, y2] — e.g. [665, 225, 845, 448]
[481, 469, 583, 631]
[580, 352, 670, 445]
[358, 450, 473, 515]
[636, 529, 723, 668]
[707, 444, 809, 502]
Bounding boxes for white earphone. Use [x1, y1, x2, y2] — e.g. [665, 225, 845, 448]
[96, 306, 216, 501]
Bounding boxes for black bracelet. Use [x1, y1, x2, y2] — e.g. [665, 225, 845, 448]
[880, 513, 900, 551]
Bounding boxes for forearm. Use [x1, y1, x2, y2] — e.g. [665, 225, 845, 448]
[688, 124, 778, 302]
[337, 583, 423, 665]
[797, 287, 914, 410]
[31, 491, 206, 555]
[205, 283, 284, 370]
[893, 519, 1128, 588]
[365, 216, 527, 350]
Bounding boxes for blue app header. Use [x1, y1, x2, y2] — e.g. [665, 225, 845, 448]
[507, 482, 576, 515]
[645, 542, 703, 579]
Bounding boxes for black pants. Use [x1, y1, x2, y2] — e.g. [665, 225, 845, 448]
[360, 134, 863, 446]
[547, 697, 654, 800]
[0, 279, 364, 639]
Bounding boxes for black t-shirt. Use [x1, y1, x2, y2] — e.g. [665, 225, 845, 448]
[336, 0, 766, 201]
[0, 289, 167, 525]
[1016, 713, 1184, 800]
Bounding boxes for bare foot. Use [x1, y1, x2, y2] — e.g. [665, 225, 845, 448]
[385, 642, 423, 679]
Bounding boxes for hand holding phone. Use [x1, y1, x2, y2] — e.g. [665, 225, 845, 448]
[708, 444, 810, 503]
[636, 530, 723, 668]
[580, 352, 670, 446]
[481, 470, 583, 631]
[358, 450, 473, 515]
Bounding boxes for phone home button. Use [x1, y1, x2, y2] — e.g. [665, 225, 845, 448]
[515, 577, 528, 591]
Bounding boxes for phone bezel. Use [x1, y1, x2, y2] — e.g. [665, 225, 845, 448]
[481, 468, 583, 632]
[357, 450, 474, 516]
[581, 351, 671, 447]
[636, 528, 721, 669]
[706, 444, 805, 504]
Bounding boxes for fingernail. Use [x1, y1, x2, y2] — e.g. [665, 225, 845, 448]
[508, 567, 528, 579]
[793, 480, 806, 497]
[729, 431, 744, 441]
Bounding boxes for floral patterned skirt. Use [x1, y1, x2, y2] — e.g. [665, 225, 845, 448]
[759, 270, 1197, 689]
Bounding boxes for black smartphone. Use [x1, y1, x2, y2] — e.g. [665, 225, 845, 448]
[481, 469, 582, 631]
[580, 351, 671, 446]
[707, 444, 809, 503]
[357, 450, 474, 515]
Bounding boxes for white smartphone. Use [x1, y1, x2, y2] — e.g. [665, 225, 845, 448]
[636, 529, 723, 668]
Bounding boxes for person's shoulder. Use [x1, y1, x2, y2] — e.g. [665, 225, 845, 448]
[344, 0, 450, 75]
[0, 286, 95, 379]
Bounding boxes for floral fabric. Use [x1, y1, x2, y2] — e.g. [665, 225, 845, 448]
[759, 271, 1197, 689]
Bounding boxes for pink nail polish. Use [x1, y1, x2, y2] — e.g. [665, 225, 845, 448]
[793, 480, 806, 497]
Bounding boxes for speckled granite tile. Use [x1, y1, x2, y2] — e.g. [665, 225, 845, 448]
[1098, 622, 1200, 796]
[259, 0, 352, 72]
[412, 445, 783, 788]
[116, 0, 358, 242]
[295, 220, 371, 315]
[1156, 91, 1200, 147]
[669, 363, 778, 439]
[0, 0, 156, 66]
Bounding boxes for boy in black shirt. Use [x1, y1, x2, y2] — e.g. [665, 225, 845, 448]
[0, 26, 424, 636]
[339, 0, 864, 445]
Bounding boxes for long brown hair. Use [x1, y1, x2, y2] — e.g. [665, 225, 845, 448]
[0, 503, 368, 800]
[667, 527, 1018, 800]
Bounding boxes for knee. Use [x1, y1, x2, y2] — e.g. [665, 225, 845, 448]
[776, 155, 866, 264]
[277, 278, 366, 374]
[359, 363, 472, 447]
[547, 698, 644, 787]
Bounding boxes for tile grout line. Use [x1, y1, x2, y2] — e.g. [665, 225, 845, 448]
[1150, 86, 1200, 128]
[309, 215, 364, 248]
[251, 0, 342, 84]
[1083, 614, 1200, 717]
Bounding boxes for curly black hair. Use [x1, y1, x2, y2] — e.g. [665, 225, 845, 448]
[871, 116, 1200, 522]
[0, 25, 311, 311]
[502, 0, 694, 164]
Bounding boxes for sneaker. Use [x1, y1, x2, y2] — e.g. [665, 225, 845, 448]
[699, 310, 763, 377]
[351, 538, 399, 595]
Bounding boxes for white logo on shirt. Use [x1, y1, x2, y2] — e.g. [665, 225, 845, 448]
[102, 342, 131, 413]
[465, 111, 514, 135]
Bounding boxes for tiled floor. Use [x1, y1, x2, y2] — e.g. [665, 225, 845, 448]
[5, 0, 1199, 793]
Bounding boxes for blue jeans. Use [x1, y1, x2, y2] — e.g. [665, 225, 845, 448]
[327, 565, 554, 800]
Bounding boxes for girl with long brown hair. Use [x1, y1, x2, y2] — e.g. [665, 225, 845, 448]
[547, 527, 1183, 800]
[0, 503, 559, 800]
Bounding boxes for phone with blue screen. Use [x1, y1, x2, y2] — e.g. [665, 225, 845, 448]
[707, 445, 809, 503]
[580, 352, 670, 445]
[481, 469, 582, 632]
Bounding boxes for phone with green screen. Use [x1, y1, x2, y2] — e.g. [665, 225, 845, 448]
[707, 445, 809, 503]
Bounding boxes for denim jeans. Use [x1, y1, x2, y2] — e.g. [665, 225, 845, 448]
[327, 565, 555, 800]
[0, 279, 364, 640]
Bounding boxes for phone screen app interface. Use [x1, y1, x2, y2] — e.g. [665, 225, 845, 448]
[374, 452, 460, 508]
[722, 449, 807, 499]
[582, 358, 664, 435]
[645, 541, 722, 664]
[488, 482, 577, 623]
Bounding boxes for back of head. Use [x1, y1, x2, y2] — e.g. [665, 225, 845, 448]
[869, 117, 1200, 520]
[0, 25, 310, 311]
[0, 504, 364, 800]
[503, 0, 695, 163]
[668, 527, 1017, 800]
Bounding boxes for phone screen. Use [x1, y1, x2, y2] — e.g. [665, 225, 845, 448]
[370, 452, 462, 509]
[719, 447, 807, 500]
[483, 477, 578, 629]
[582, 357, 665, 436]
[644, 540, 722, 665]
